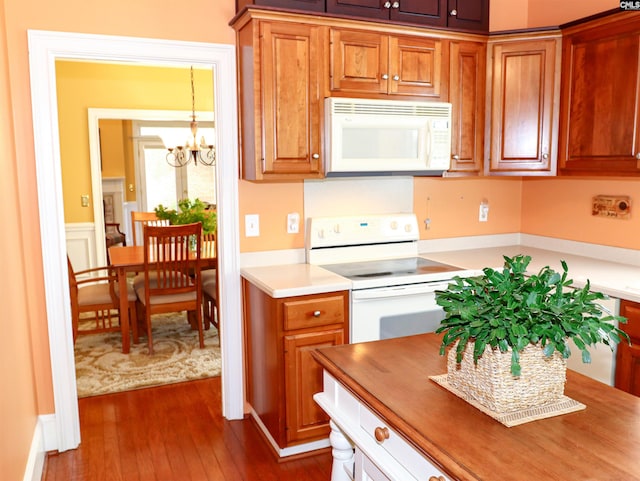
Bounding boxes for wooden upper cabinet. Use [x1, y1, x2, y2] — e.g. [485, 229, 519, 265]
[237, 0, 325, 12]
[330, 28, 443, 98]
[325, 0, 489, 32]
[486, 34, 561, 176]
[446, 0, 489, 33]
[559, 12, 640, 176]
[234, 14, 325, 181]
[448, 40, 485, 174]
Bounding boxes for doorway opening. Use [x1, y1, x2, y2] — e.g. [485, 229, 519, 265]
[28, 30, 243, 452]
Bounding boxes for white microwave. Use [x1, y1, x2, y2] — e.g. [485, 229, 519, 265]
[324, 97, 452, 176]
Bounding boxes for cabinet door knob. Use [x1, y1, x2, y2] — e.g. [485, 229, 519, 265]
[392, 74, 400, 81]
[313, 310, 321, 318]
[450, 9, 458, 16]
[374, 426, 389, 443]
[312, 153, 320, 159]
[383, 1, 391, 8]
[381, 73, 389, 80]
[452, 154, 459, 160]
[391, 1, 399, 8]
[636, 152, 640, 160]
[542, 153, 549, 160]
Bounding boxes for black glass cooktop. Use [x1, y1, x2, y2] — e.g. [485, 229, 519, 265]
[320, 257, 460, 281]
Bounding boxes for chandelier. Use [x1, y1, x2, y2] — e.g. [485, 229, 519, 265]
[166, 66, 216, 167]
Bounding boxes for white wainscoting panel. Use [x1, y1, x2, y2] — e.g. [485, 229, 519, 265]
[65, 223, 97, 272]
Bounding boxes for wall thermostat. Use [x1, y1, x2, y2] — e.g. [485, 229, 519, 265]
[592, 195, 631, 219]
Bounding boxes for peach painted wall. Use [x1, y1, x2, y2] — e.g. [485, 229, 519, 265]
[413, 177, 523, 238]
[2, 0, 236, 477]
[521, 178, 640, 250]
[239, 181, 305, 252]
[0, 1, 40, 480]
[528, 0, 620, 28]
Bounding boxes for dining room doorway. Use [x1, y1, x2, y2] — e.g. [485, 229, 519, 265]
[29, 30, 244, 452]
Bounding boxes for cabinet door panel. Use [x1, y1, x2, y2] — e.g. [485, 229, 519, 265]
[446, 0, 489, 32]
[390, 36, 442, 97]
[390, 0, 446, 27]
[284, 329, 344, 443]
[449, 40, 485, 173]
[615, 300, 640, 397]
[330, 29, 388, 93]
[488, 38, 559, 175]
[566, 35, 640, 163]
[326, 0, 389, 20]
[261, 22, 323, 176]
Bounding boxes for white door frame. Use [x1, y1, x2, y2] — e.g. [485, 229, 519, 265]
[28, 30, 244, 451]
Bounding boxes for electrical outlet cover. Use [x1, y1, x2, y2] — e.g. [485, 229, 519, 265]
[245, 214, 260, 237]
[287, 213, 300, 234]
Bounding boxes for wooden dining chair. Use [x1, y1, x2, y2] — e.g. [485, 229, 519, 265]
[67, 256, 138, 345]
[134, 222, 204, 354]
[201, 232, 219, 333]
[130, 211, 169, 246]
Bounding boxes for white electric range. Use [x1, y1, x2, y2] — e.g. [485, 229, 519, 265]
[306, 213, 481, 343]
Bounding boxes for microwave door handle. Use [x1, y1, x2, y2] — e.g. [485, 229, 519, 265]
[426, 121, 432, 162]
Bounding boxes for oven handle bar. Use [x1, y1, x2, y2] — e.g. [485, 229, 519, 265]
[352, 281, 452, 300]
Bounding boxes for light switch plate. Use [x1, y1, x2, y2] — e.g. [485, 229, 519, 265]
[245, 214, 260, 237]
[287, 213, 300, 234]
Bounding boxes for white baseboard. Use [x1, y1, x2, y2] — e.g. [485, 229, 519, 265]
[22, 414, 57, 481]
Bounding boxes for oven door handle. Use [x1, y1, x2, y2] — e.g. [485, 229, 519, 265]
[352, 281, 452, 300]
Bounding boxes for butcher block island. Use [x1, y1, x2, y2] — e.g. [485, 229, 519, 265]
[312, 333, 640, 481]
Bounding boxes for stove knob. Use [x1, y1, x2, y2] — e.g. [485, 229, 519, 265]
[405, 223, 413, 233]
[317, 229, 324, 239]
[390, 221, 398, 230]
[333, 224, 341, 234]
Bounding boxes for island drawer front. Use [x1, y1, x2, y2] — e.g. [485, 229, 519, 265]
[359, 400, 447, 480]
[283, 295, 345, 330]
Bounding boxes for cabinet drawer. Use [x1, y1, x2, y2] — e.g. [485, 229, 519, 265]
[359, 403, 445, 480]
[283, 295, 345, 330]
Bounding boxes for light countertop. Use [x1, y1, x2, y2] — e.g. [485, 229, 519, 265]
[241, 245, 640, 302]
[240, 263, 351, 298]
[421, 246, 640, 304]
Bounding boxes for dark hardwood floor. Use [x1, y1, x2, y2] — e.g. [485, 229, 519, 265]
[43, 377, 332, 481]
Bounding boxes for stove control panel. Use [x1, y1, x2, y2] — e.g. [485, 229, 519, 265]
[307, 213, 419, 249]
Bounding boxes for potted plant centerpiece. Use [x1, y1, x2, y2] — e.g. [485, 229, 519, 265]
[435, 254, 629, 414]
[154, 198, 217, 235]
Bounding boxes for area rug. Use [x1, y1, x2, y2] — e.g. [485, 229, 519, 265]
[74, 312, 221, 398]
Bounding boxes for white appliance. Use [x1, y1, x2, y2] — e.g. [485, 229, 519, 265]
[306, 213, 480, 344]
[324, 97, 452, 177]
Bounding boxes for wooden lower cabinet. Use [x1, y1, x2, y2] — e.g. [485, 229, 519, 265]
[243, 279, 349, 453]
[615, 299, 640, 397]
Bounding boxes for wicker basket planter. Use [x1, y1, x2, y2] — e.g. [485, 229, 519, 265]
[447, 341, 567, 414]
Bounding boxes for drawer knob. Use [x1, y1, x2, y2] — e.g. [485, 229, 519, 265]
[636, 152, 640, 160]
[313, 310, 321, 318]
[449, 9, 457, 16]
[374, 426, 389, 443]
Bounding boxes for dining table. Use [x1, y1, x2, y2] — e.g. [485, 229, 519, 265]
[108, 242, 217, 353]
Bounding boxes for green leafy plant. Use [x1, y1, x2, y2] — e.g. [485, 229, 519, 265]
[154, 198, 217, 235]
[435, 254, 629, 376]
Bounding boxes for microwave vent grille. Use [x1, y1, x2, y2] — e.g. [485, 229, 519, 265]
[331, 99, 451, 118]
